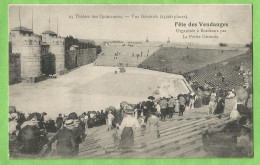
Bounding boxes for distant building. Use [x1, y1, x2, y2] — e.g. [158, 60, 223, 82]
[9, 26, 42, 78]
[42, 30, 65, 75]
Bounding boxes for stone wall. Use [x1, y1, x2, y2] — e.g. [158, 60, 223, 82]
[77, 48, 97, 66]
[65, 50, 77, 70]
[65, 48, 97, 69]
[19, 45, 42, 78]
[9, 53, 21, 85]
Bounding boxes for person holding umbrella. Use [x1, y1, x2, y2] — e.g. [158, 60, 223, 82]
[116, 105, 139, 152]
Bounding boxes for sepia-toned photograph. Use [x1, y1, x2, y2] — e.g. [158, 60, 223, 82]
[8, 4, 253, 159]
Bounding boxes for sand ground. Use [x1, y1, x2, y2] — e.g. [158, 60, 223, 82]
[9, 64, 189, 117]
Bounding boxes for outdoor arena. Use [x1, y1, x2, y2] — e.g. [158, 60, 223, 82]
[9, 64, 191, 116]
[9, 43, 253, 158]
[8, 4, 253, 159]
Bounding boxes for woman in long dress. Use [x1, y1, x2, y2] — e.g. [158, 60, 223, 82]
[214, 95, 225, 115]
[194, 88, 203, 108]
[116, 106, 139, 151]
[194, 95, 202, 108]
[146, 111, 160, 140]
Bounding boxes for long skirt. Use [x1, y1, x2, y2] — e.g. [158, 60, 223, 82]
[208, 101, 216, 115]
[119, 127, 134, 150]
[146, 125, 160, 140]
[194, 98, 202, 108]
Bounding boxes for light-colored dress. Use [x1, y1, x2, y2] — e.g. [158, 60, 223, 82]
[107, 113, 114, 126]
[230, 100, 242, 119]
[146, 115, 160, 140]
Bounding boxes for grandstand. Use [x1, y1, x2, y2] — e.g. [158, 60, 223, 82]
[95, 42, 247, 74]
[138, 47, 247, 74]
[94, 43, 161, 67]
[185, 51, 252, 90]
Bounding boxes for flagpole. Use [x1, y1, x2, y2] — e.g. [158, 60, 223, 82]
[32, 9, 33, 32]
[57, 18, 58, 35]
[19, 7, 21, 29]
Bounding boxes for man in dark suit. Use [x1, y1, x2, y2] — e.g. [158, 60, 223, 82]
[46, 119, 76, 158]
[168, 96, 176, 118]
[178, 94, 186, 116]
[159, 97, 168, 120]
[56, 114, 63, 130]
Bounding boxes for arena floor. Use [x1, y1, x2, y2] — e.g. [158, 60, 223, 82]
[9, 64, 190, 117]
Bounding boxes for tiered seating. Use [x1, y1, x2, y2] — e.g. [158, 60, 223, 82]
[188, 52, 252, 89]
[138, 47, 245, 74]
[77, 109, 233, 158]
[94, 45, 160, 67]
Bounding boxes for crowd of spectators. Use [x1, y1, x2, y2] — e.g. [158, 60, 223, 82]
[9, 63, 253, 157]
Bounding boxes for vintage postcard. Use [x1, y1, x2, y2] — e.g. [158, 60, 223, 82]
[8, 4, 253, 159]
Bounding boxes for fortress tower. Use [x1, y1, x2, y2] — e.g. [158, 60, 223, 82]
[9, 26, 42, 79]
[41, 30, 65, 75]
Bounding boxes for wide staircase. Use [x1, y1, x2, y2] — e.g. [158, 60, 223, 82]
[11, 99, 247, 159]
[77, 101, 236, 158]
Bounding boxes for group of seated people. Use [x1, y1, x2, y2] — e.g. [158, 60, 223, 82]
[9, 110, 86, 158]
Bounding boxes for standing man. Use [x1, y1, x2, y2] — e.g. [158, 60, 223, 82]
[73, 119, 86, 155]
[56, 114, 63, 130]
[145, 96, 156, 122]
[178, 94, 186, 116]
[168, 96, 176, 118]
[159, 97, 168, 121]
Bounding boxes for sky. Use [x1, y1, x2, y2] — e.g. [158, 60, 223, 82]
[9, 5, 252, 45]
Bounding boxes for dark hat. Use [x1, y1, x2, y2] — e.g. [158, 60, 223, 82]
[148, 96, 155, 100]
[68, 112, 78, 120]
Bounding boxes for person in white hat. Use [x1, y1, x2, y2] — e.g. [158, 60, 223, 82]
[116, 105, 139, 151]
